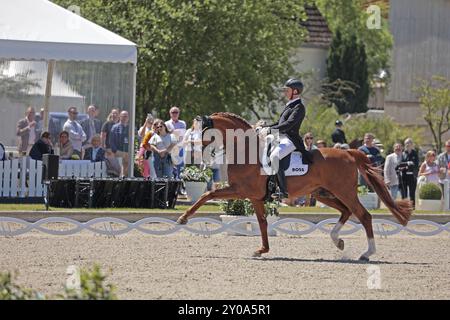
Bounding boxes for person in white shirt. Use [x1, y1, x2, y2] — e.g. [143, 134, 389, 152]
[183, 116, 203, 166]
[384, 143, 404, 200]
[165, 106, 187, 179]
[63, 106, 86, 157]
[150, 120, 176, 178]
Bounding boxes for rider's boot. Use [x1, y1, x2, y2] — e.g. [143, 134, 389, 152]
[298, 143, 313, 165]
[275, 168, 289, 200]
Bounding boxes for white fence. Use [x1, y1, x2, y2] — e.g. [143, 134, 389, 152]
[0, 217, 449, 237]
[0, 157, 107, 198]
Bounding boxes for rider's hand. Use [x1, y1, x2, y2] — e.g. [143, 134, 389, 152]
[258, 127, 270, 136]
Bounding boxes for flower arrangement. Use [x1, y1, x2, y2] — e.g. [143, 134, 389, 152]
[181, 165, 212, 182]
[219, 198, 279, 216]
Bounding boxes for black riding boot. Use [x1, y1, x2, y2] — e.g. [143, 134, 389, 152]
[298, 144, 313, 164]
[276, 169, 289, 199]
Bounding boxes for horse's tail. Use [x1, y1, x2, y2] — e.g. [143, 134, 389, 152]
[348, 149, 412, 226]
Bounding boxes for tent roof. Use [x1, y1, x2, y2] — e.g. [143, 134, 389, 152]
[0, 0, 137, 64]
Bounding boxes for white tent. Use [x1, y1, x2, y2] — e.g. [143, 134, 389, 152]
[0, 0, 137, 176]
[0, 0, 137, 64]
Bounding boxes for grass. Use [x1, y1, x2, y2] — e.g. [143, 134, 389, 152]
[0, 203, 448, 214]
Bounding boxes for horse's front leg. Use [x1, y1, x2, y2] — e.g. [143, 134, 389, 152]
[176, 186, 238, 224]
[251, 199, 269, 257]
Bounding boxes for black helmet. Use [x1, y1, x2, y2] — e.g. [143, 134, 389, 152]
[283, 78, 304, 92]
[335, 120, 343, 126]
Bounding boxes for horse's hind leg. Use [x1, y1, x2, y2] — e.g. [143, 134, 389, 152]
[357, 207, 376, 261]
[315, 195, 351, 251]
[330, 192, 376, 261]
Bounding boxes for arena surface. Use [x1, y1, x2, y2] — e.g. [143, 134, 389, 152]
[1, 229, 449, 299]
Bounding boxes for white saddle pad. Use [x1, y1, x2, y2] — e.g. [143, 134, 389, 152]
[284, 152, 309, 176]
[260, 151, 309, 176]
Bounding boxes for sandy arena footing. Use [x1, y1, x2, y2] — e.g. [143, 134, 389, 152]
[1, 229, 449, 299]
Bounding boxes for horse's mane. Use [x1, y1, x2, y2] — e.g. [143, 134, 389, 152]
[211, 112, 252, 129]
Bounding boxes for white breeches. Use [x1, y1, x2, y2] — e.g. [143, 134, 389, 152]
[269, 134, 296, 163]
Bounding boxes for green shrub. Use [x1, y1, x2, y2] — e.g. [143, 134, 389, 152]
[0, 272, 45, 300]
[419, 183, 442, 200]
[1, 265, 116, 300]
[220, 199, 279, 216]
[61, 265, 117, 300]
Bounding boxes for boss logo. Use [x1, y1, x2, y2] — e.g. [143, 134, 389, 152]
[292, 167, 305, 172]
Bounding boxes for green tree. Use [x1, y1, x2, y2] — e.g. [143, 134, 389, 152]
[413, 76, 450, 152]
[315, 0, 393, 78]
[51, 0, 308, 124]
[326, 30, 370, 114]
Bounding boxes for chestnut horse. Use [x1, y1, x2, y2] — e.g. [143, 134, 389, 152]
[177, 112, 412, 261]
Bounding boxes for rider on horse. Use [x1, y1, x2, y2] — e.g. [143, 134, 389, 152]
[263, 78, 313, 199]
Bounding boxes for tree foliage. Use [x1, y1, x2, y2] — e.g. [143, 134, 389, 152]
[414, 76, 450, 152]
[315, 0, 393, 77]
[302, 97, 424, 154]
[51, 0, 308, 124]
[326, 30, 370, 114]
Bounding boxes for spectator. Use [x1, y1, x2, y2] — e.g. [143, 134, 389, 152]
[16, 106, 39, 155]
[84, 135, 106, 162]
[358, 133, 384, 189]
[138, 113, 154, 141]
[81, 105, 102, 148]
[110, 111, 130, 176]
[418, 150, 440, 185]
[58, 131, 74, 160]
[358, 133, 384, 167]
[137, 117, 156, 179]
[183, 116, 203, 166]
[150, 120, 176, 178]
[0, 142, 6, 161]
[29, 132, 53, 161]
[101, 108, 120, 151]
[384, 143, 403, 200]
[303, 132, 318, 151]
[205, 146, 225, 192]
[331, 120, 347, 144]
[316, 140, 327, 148]
[63, 106, 86, 158]
[401, 138, 420, 207]
[165, 106, 187, 132]
[437, 139, 450, 190]
[34, 107, 44, 139]
[165, 106, 187, 179]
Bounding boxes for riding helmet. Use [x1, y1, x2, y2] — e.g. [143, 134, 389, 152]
[283, 78, 304, 92]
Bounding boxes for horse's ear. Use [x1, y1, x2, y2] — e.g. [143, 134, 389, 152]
[202, 115, 213, 129]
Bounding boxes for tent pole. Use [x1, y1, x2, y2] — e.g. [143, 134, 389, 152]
[43, 60, 55, 132]
[128, 63, 137, 177]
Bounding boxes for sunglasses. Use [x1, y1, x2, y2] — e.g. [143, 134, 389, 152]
[305, 137, 313, 140]
[170, 111, 179, 114]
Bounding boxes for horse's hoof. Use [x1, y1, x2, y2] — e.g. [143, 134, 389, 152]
[359, 255, 369, 262]
[177, 217, 187, 225]
[252, 251, 262, 258]
[337, 239, 345, 251]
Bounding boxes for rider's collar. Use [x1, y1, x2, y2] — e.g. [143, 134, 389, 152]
[287, 97, 301, 106]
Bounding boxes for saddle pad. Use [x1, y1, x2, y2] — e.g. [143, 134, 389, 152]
[284, 152, 309, 176]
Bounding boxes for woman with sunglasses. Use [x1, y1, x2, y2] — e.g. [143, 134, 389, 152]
[303, 132, 318, 151]
[149, 120, 176, 178]
[418, 150, 440, 185]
